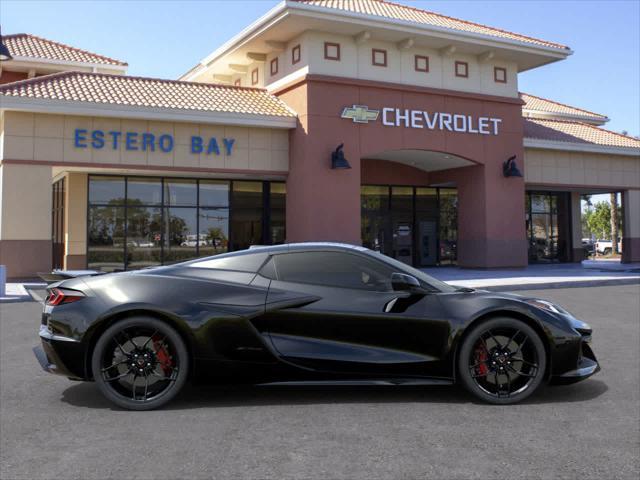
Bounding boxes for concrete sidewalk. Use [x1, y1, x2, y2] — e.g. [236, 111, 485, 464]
[424, 263, 640, 291]
[0, 283, 46, 303]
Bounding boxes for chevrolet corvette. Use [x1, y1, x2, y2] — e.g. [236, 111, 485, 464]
[34, 243, 599, 410]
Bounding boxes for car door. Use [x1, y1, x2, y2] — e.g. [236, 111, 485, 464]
[262, 250, 451, 377]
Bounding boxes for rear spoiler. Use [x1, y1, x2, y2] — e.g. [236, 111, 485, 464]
[37, 269, 106, 284]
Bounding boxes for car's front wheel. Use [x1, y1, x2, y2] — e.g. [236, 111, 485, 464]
[458, 317, 546, 404]
[91, 316, 188, 410]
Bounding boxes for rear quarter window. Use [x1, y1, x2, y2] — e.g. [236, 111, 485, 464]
[188, 252, 269, 272]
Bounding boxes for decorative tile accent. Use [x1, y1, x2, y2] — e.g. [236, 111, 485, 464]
[292, 44, 301, 65]
[414, 55, 429, 73]
[324, 42, 340, 61]
[372, 48, 387, 67]
[494, 66, 507, 83]
[455, 61, 468, 78]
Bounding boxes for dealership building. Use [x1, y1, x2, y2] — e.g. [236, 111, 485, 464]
[1, 0, 639, 279]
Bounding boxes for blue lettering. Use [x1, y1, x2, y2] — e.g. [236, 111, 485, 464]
[108, 131, 121, 149]
[141, 133, 155, 151]
[125, 132, 138, 151]
[191, 136, 203, 154]
[223, 138, 235, 155]
[74, 129, 88, 148]
[207, 138, 220, 155]
[91, 130, 105, 149]
[159, 134, 174, 153]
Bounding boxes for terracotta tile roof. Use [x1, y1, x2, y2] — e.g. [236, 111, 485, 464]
[524, 118, 640, 149]
[520, 93, 608, 121]
[3, 33, 127, 67]
[292, 0, 569, 50]
[0, 71, 297, 118]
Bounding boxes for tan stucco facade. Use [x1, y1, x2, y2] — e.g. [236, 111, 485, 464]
[193, 30, 519, 99]
[1, 111, 289, 172]
[523, 148, 640, 189]
[0, 110, 290, 278]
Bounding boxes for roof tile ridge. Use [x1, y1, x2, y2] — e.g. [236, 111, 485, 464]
[520, 92, 608, 119]
[8, 33, 128, 66]
[300, 0, 570, 49]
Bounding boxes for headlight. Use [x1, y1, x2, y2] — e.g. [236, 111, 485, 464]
[525, 298, 563, 314]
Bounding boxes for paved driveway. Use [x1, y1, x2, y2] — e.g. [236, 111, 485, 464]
[1, 285, 639, 479]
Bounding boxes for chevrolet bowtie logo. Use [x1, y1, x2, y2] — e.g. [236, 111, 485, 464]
[341, 105, 380, 124]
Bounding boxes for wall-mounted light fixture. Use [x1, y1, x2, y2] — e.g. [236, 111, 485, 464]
[331, 143, 351, 169]
[502, 155, 522, 178]
[0, 27, 13, 62]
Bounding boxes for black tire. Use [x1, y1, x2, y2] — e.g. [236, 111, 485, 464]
[92, 316, 188, 411]
[458, 317, 546, 405]
[603, 248, 612, 256]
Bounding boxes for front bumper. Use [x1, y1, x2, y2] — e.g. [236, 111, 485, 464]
[34, 325, 86, 380]
[551, 336, 601, 385]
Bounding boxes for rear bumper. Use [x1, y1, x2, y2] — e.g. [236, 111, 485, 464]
[34, 325, 86, 380]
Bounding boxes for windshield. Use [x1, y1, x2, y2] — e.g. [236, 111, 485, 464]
[365, 249, 458, 293]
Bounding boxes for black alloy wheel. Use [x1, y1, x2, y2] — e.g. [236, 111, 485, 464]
[458, 317, 546, 404]
[92, 317, 188, 410]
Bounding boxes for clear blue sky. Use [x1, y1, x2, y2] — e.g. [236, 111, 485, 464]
[2, 0, 639, 135]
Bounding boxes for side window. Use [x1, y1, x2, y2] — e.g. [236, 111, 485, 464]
[273, 251, 394, 291]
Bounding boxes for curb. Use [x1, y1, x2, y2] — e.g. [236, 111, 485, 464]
[473, 278, 640, 292]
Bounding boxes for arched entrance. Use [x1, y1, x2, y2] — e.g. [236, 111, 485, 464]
[360, 150, 476, 267]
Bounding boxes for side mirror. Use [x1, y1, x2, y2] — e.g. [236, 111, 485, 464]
[391, 272, 425, 293]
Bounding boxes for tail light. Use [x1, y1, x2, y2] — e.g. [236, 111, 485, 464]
[45, 288, 85, 306]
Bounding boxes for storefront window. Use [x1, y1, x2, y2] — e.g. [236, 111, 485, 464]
[361, 185, 457, 267]
[127, 177, 162, 205]
[164, 179, 197, 207]
[88, 205, 125, 272]
[438, 189, 458, 265]
[89, 176, 125, 205]
[231, 181, 263, 251]
[526, 192, 570, 263]
[415, 188, 438, 266]
[87, 176, 284, 271]
[361, 186, 390, 254]
[199, 208, 229, 257]
[270, 183, 286, 245]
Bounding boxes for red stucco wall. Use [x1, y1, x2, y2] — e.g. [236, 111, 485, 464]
[276, 75, 527, 268]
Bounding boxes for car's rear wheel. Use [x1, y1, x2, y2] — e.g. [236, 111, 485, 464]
[458, 317, 546, 405]
[91, 316, 188, 410]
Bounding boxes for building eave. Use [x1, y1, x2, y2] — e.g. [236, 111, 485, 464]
[180, 0, 571, 81]
[524, 138, 640, 157]
[0, 96, 297, 129]
[288, 0, 572, 58]
[522, 110, 609, 126]
[4, 55, 128, 72]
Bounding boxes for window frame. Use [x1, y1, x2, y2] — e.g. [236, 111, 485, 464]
[251, 68, 259, 85]
[371, 48, 387, 67]
[494, 66, 507, 83]
[270, 57, 279, 76]
[455, 61, 469, 78]
[291, 44, 301, 65]
[324, 42, 341, 61]
[414, 55, 429, 73]
[86, 175, 286, 271]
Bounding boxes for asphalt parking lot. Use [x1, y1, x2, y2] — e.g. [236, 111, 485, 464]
[1, 284, 639, 480]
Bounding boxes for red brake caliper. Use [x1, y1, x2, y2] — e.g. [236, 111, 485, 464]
[474, 344, 488, 376]
[152, 335, 173, 375]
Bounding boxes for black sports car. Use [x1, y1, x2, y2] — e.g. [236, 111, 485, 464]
[34, 243, 599, 410]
